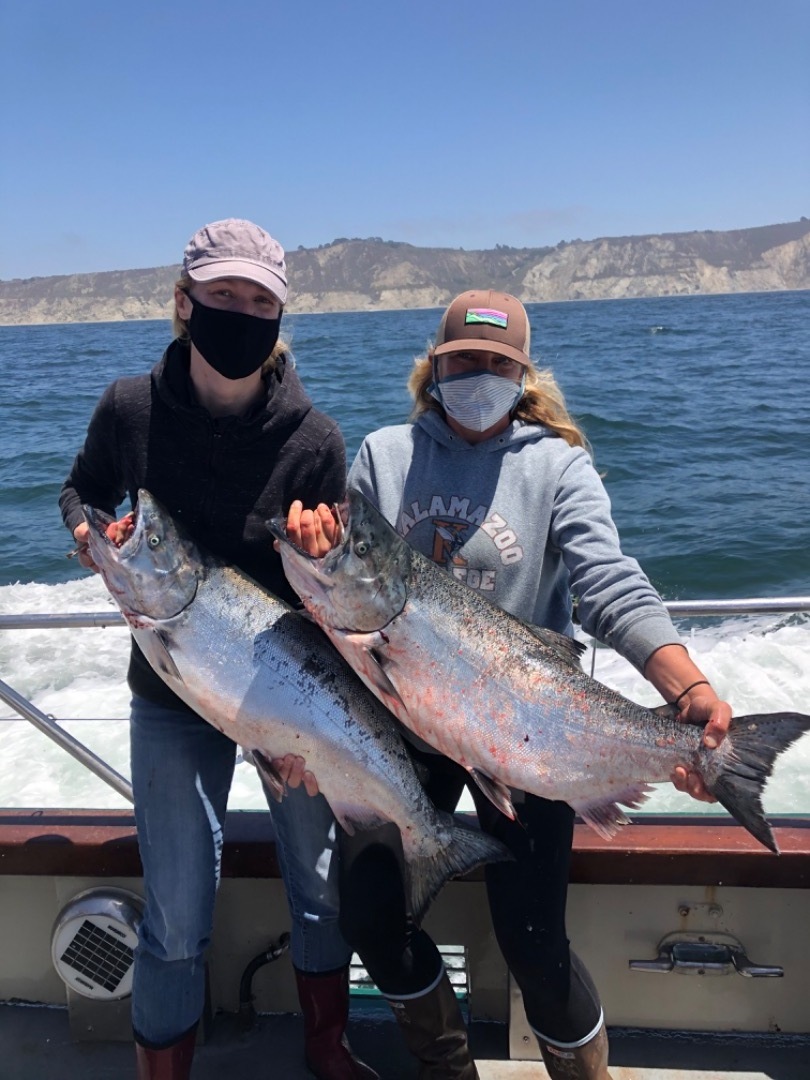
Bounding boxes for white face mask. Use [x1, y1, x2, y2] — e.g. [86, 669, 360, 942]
[430, 369, 525, 432]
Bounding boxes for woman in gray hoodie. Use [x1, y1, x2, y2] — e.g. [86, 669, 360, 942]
[287, 290, 731, 1080]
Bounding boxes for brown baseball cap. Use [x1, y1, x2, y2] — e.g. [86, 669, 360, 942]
[183, 218, 288, 304]
[434, 290, 531, 366]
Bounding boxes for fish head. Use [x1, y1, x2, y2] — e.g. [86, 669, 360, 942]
[269, 487, 410, 631]
[83, 489, 201, 622]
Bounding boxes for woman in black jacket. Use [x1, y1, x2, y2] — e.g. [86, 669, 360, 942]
[60, 219, 377, 1080]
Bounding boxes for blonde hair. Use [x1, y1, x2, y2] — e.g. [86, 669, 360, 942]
[172, 275, 291, 372]
[408, 348, 590, 450]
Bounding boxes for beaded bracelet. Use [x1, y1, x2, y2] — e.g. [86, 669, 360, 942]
[669, 680, 711, 709]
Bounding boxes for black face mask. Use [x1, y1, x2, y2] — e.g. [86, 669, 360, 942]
[186, 295, 282, 380]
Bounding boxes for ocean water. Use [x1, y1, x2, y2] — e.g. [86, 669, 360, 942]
[0, 291, 808, 815]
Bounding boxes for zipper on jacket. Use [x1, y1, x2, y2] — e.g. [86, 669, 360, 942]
[199, 423, 223, 530]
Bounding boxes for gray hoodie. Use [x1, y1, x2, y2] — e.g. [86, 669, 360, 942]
[348, 410, 681, 674]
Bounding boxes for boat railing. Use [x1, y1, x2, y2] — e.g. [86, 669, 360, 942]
[0, 610, 134, 801]
[2, 597, 809, 805]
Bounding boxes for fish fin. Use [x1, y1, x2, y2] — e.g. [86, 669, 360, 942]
[345, 641, 409, 714]
[331, 806, 391, 839]
[466, 768, 517, 820]
[313, 623, 411, 714]
[145, 631, 183, 684]
[408, 813, 513, 924]
[523, 624, 587, 668]
[708, 711, 810, 854]
[572, 784, 654, 839]
[250, 750, 286, 803]
[576, 805, 630, 840]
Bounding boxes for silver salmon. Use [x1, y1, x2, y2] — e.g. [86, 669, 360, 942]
[83, 489, 509, 919]
[270, 487, 810, 853]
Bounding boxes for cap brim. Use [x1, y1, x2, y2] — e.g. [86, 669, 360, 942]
[434, 338, 530, 366]
[186, 259, 287, 305]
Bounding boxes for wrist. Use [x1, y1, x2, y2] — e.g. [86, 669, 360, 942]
[668, 679, 712, 709]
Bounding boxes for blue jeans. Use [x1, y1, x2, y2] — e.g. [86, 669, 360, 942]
[129, 695, 350, 1046]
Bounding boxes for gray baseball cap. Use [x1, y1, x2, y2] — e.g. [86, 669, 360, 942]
[183, 218, 288, 304]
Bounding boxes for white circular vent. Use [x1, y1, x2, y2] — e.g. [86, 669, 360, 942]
[51, 887, 144, 1001]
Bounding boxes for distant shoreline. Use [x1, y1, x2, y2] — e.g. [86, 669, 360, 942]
[2, 286, 809, 330]
[2, 219, 808, 327]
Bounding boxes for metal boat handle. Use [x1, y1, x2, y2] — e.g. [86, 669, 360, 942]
[630, 932, 783, 978]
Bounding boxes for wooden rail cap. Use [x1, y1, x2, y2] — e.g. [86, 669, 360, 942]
[0, 810, 807, 887]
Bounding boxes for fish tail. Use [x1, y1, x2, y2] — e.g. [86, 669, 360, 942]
[708, 711, 810, 853]
[408, 814, 512, 924]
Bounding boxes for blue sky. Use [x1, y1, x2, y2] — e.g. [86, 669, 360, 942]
[1, 0, 807, 279]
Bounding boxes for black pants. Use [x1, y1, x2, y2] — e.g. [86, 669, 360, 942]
[338, 745, 603, 1043]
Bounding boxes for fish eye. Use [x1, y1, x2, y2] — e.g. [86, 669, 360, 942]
[147, 533, 161, 548]
[354, 540, 370, 556]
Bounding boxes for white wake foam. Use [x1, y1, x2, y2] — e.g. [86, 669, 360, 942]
[1, 579, 808, 817]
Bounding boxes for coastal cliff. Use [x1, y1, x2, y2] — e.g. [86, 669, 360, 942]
[1, 219, 808, 326]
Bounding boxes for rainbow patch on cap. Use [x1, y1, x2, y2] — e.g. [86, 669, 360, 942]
[465, 308, 508, 329]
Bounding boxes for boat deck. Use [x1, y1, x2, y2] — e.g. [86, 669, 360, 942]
[2, 811, 810, 1078]
[2, 1003, 809, 1080]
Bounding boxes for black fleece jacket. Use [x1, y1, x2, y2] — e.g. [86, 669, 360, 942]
[59, 339, 346, 708]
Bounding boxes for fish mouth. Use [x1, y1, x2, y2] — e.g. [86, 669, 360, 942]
[266, 515, 316, 560]
[82, 503, 141, 562]
[267, 500, 347, 562]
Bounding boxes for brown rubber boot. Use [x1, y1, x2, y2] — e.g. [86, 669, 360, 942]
[536, 1020, 612, 1079]
[294, 966, 380, 1079]
[134, 1024, 197, 1079]
[386, 969, 479, 1078]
